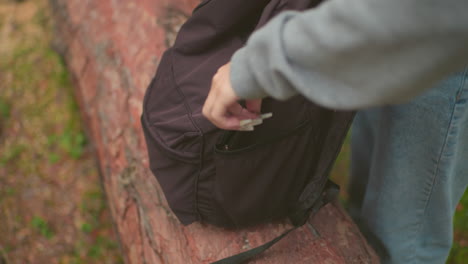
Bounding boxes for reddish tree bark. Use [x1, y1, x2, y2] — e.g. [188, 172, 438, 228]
[49, 0, 379, 263]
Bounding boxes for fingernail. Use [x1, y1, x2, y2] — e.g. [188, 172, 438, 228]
[260, 112, 273, 120]
[239, 125, 254, 131]
[240, 119, 253, 126]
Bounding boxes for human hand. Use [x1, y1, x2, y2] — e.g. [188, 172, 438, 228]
[203, 63, 267, 131]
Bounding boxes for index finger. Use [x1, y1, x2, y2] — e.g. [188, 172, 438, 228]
[210, 101, 244, 130]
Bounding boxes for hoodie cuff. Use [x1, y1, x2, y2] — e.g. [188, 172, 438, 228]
[230, 47, 269, 99]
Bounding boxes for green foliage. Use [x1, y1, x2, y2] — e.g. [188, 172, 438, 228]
[5, 187, 16, 196]
[0, 144, 26, 165]
[74, 189, 123, 261]
[454, 190, 468, 232]
[89, 236, 119, 259]
[87, 244, 102, 258]
[447, 189, 468, 264]
[0, 186, 16, 203]
[80, 223, 93, 233]
[70, 233, 122, 262]
[46, 48, 72, 89]
[447, 241, 468, 264]
[80, 190, 106, 224]
[33, 4, 48, 28]
[47, 129, 87, 160]
[58, 129, 86, 159]
[30, 216, 54, 239]
[0, 98, 10, 119]
[48, 152, 60, 163]
[44, 46, 87, 160]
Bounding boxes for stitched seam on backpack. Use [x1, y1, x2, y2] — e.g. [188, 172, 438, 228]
[142, 52, 200, 160]
[170, 51, 206, 220]
[192, 0, 214, 14]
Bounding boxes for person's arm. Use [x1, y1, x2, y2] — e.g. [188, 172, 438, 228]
[230, 0, 468, 109]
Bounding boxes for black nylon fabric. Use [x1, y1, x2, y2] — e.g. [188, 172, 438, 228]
[141, 0, 354, 230]
[210, 180, 340, 264]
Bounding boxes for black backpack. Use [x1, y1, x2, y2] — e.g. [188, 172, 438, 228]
[141, 0, 354, 262]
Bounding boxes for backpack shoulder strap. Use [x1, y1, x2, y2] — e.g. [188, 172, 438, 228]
[210, 180, 339, 264]
[289, 180, 340, 227]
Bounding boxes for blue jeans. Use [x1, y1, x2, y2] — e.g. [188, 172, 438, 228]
[348, 69, 468, 264]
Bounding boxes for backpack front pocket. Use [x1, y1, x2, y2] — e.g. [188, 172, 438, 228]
[213, 120, 321, 228]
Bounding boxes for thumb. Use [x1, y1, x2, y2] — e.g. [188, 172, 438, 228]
[245, 99, 262, 114]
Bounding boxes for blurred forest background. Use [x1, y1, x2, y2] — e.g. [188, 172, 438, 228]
[0, 0, 466, 263]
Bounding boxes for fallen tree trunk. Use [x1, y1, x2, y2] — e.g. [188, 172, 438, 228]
[49, 0, 379, 263]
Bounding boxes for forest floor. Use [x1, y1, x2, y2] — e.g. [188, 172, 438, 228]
[0, 0, 122, 263]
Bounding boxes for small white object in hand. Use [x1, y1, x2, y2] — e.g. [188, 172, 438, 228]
[260, 112, 273, 120]
[239, 125, 254, 131]
[239, 112, 273, 131]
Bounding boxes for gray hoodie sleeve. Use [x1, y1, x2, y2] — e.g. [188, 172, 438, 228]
[230, 0, 468, 110]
